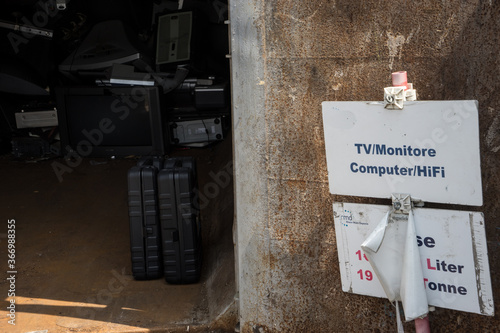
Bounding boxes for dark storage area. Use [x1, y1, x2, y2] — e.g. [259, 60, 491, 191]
[0, 1, 236, 332]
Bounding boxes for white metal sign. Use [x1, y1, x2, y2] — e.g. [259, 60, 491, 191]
[333, 202, 494, 316]
[322, 101, 483, 206]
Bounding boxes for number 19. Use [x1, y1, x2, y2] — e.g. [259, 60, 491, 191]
[357, 269, 373, 281]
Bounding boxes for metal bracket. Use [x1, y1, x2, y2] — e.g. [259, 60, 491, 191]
[391, 193, 412, 214]
[384, 87, 405, 110]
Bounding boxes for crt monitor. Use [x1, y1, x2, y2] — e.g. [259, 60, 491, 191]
[56, 86, 166, 157]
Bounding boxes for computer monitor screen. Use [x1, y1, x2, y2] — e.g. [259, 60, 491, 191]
[56, 86, 166, 157]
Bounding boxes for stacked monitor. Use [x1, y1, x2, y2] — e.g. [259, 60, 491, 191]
[56, 86, 166, 157]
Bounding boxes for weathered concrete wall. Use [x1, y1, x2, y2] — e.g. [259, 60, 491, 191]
[231, 0, 500, 331]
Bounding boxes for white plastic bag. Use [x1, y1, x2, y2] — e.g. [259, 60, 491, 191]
[361, 209, 429, 321]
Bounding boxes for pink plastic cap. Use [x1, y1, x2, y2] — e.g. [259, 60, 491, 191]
[392, 71, 408, 89]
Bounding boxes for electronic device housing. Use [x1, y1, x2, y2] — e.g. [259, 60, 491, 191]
[56, 86, 166, 157]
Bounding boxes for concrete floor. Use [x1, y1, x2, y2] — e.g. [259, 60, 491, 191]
[0, 137, 236, 333]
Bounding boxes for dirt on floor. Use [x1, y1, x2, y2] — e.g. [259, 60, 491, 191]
[0, 135, 236, 333]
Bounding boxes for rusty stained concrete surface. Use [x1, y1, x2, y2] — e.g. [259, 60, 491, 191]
[232, 0, 500, 332]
